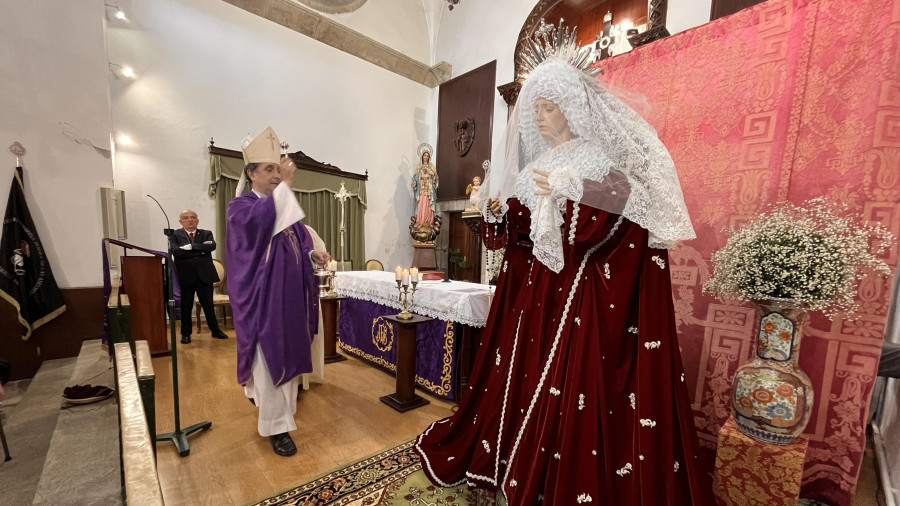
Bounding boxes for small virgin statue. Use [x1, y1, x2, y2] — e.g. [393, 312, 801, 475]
[411, 144, 438, 227]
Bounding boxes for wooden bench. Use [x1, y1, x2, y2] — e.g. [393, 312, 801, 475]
[134, 340, 157, 456]
[107, 284, 133, 350]
[114, 342, 163, 505]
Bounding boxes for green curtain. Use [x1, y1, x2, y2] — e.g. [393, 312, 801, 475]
[209, 153, 367, 272]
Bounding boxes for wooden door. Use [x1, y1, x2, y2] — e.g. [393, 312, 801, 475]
[447, 212, 481, 283]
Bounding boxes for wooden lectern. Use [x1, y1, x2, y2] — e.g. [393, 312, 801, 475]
[108, 239, 169, 354]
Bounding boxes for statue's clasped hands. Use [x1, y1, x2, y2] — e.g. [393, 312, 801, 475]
[533, 169, 551, 196]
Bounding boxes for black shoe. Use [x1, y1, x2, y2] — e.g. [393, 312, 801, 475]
[181, 335, 191, 344]
[269, 433, 297, 456]
[211, 330, 229, 339]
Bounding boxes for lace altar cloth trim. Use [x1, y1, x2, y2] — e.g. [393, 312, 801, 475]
[333, 271, 494, 328]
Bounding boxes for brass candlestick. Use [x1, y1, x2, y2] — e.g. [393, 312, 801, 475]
[395, 279, 418, 320]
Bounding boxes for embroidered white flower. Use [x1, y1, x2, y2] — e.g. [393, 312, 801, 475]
[639, 455, 645, 461]
[629, 392, 636, 410]
[604, 263, 611, 279]
[644, 341, 661, 350]
[628, 326, 639, 334]
[482, 440, 490, 453]
[591, 450, 597, 455]
[549, 387, 561, 396]
[578, 393, 585, 410]
[447, 456, 455, 461]
[616, 463, 633, 476]
[495, 349, 501, 366]
[651, 255, 666, 269]
[569, 203, 580, 245]
[591, 216, 597, 221]
[681, 372, 685, 382]
[510, 479, 517, 487]
[640, 419, 657, 428]
[574, 317, 581, 326]
[503, 261, 508, 272]
[577, 493, 593, 503]
[629, 243, 635, 248]
[473, 415, 477, 424]
[553, 453, 561, 459]
[674, 461, 680, 472]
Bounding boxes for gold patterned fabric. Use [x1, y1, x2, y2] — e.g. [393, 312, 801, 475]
[714, 416, 808, 506]
[599, 0, 900, 503]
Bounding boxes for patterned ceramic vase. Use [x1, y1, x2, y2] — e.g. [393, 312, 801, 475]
[730, 299, 814, 445]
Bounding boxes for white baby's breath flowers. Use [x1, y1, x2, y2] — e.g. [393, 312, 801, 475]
[703, 197, 893, 319]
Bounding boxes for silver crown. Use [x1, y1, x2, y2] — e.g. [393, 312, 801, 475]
[520, 18, 600, 78]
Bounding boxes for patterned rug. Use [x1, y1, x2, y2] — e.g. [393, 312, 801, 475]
[249, 440, 495, 506]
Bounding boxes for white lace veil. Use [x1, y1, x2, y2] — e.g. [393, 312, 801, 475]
[481, 58, 695, 272]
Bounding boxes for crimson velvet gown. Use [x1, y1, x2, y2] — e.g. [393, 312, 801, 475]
[415, 198, 712, 505]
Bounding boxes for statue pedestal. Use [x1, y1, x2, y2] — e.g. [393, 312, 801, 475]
[412, 243, 437, 270]
[713, 416, 808, 505]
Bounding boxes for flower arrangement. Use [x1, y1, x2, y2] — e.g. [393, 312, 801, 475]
[703, 197, 893, 318]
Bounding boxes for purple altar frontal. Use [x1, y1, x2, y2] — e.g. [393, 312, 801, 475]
[338, 298, 457, 399]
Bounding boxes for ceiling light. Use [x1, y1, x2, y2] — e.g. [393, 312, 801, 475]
[117, 134, 132, 146]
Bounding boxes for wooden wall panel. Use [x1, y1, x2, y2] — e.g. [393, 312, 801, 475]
[436, 60, 496, 202]
[0, 287, 105, 380]
[710, 0, 766, 20]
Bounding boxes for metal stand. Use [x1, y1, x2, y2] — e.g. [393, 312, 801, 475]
[0, 413, 11, 461]
[155, 228, 211, 457]
[334, 182, 350, 271]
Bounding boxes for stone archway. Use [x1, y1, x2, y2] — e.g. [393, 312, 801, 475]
[295, 0, 368, 14]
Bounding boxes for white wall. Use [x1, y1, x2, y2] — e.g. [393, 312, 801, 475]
[0, 0, 114, 288]
[668, 0, 713, 35]
[108, 0, 434, 270]
[304, 0, 434, 64]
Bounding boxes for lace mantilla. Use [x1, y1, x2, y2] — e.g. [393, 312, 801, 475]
[481, 58, 695, 273]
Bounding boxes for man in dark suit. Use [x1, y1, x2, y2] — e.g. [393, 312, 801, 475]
[169, 209, 229, 343]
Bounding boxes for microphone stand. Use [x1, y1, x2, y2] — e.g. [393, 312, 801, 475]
[148, 196, 211, 457]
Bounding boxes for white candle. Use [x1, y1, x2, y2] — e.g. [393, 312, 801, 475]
[329, 260, 337, 272]
[402, 269, 410, 286]
[395, 266, 402, 280]
[410, 267, 418, 282]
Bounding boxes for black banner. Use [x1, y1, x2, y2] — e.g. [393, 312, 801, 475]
[0, 168, 66, 339]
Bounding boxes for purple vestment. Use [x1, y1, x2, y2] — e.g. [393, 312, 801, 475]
[226, 192, 319, 387]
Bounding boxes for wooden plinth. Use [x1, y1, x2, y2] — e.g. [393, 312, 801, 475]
[412, 243, 437, 270]
[713, 416, 808, 506]
[379, 314, 432, 413]
[320, 296, 347, 363]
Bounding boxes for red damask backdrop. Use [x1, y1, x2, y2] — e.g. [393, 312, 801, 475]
[598, 0, 900, 503]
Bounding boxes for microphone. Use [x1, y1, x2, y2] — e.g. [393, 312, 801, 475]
[147, 194, 173, 235]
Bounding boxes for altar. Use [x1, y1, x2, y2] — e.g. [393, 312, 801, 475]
[333, 271, 494, 400]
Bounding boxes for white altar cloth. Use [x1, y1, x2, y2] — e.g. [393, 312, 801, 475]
[332, 271, 495, 327]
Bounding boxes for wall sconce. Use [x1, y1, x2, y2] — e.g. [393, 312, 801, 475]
[105, 3, 128, 21]
[109, 63, 136, 79]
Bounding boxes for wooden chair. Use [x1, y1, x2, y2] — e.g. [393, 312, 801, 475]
[365, 259, 384, 271]
[196, 259, 231, 332]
